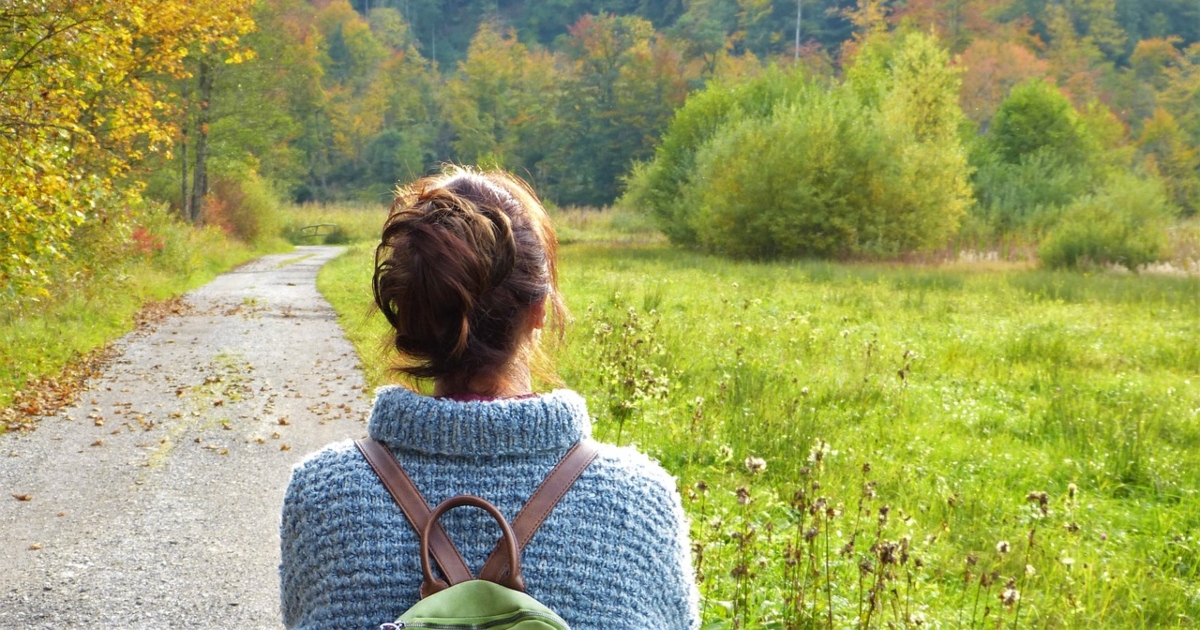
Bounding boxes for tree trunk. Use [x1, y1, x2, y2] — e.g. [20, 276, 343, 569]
[180, 78, 190, 220]
[190, 58, 213, 224]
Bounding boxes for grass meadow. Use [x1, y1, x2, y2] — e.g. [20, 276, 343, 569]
[317, 211, 1200, 629]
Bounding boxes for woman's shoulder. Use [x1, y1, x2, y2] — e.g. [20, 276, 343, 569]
[590, 442, 679, 489]
[573, 441, 685, 518]
[283, 439, 371, 500]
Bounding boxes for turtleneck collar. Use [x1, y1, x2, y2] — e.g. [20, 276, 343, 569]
[366, 386, 592, 458]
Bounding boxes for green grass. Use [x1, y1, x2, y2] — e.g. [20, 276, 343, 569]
[317, 241, 1200, 628]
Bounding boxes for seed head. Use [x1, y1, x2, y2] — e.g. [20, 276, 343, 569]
[736, 486, 752, 505]
[1000, 582, 1020, 608]
[996, 540, 1011, 555]
[744, 456, 767, 475]
[1067, 482, 1078, 500]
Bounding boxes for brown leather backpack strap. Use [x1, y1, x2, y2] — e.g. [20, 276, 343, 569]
[354, 439, 473, 586]
[478, 439, 600, 583]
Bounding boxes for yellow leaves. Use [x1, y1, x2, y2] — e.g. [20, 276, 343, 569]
[0, 0, 258, 296]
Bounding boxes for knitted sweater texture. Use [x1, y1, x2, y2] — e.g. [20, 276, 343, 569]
[279, 387, 700, 629]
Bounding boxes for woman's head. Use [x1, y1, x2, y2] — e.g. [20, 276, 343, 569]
[373, 168, 566, 394]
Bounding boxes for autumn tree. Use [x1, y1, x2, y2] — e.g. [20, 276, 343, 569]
[442, 22, 561, 177]
[0, 0, 254, 297]
[554, 14, 690, 206]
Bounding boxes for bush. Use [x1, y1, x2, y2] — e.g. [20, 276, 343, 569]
[972, 147, 1099, 233]
[626, 33, 972, 259]
[1039, 174, 1178, 270]
[620, 66, 812, 246]
[204, 172, 282, 245]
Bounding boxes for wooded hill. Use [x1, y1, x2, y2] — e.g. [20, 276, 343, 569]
[4, 0, 1200, 292]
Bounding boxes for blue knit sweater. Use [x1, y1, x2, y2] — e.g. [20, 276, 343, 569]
[280, 387, 700, 629]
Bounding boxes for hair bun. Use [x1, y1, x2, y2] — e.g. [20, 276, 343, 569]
[372, 168, 566, 390]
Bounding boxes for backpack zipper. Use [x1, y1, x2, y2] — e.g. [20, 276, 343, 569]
[383, 610, 563, 629]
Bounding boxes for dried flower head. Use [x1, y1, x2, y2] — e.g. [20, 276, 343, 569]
[736, 486, 752, 505]
[1000, 583, 1020, 608]
[996, 540, 1011, 555]
[744, 456, 767, 475]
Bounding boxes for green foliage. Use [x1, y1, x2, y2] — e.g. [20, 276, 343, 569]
[621, 66, 811, 245]
[988, 79, 1091, 166]
[1039, 173, 1178, 269]
[632, 32, 972, 259]
[971, 148, 1098, 232]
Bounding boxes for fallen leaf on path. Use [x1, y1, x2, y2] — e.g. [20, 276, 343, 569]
[12, 493, 32, 501]
[1, 346, 116, 432]
[90, 439, 104, 447]
[280, 444, 291, 451]
[29, 543, 42, 550]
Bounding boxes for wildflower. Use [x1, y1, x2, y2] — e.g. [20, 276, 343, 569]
[996, 540, 1011, 555]
[908, 612, 926, 626]
[1064, 520, 1080, 533]
[694, 480, 709, 494]
[965, 553, 978, 567]
[1061, 556, 1075, 568]
[804, 526, 820, 542]
[736, 486, 752, 505]
[744, 456, 767, 475]
[878, 505, 891, 525]
[717, 444, 733, 460]
[1067, 482, 1078, 499]
[1025, 564, 1037, 577]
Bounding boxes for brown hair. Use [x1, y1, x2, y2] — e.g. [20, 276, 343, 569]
[372, 168, 567, 392]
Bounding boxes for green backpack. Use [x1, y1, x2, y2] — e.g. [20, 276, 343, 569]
[356, 439, 599, 630]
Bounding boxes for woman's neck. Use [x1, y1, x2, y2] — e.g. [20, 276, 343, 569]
[433, 362, 532, 399]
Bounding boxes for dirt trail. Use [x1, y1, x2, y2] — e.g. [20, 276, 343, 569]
[0, 246, 371, 629]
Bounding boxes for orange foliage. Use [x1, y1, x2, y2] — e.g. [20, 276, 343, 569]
[957, 38, 1049, 124]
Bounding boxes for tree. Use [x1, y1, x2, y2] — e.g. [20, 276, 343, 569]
[442, 22, 561, 177]
[957, 38, 1048, 125]
[554, 14, 689, 206]
[1139, 108, 1200, 214]
[0, 0, 254, 297]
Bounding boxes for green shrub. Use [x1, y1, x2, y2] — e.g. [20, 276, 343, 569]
[620, 66, 813, 245]
[1039, 174, 1178, 270]
[972, 147, 1099, 233]
[645, 32, 971, 259]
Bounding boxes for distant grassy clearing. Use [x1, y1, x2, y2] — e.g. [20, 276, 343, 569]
[319, 242, 1200, 628]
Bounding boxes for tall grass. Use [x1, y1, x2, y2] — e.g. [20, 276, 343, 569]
[318, 240, 1200, 627]
[280, 202, 390, 245]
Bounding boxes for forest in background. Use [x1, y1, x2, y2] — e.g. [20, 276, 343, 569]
[4, 0, 1200, 299]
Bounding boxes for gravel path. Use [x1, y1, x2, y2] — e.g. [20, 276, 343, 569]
[0, 246, 371, 629]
